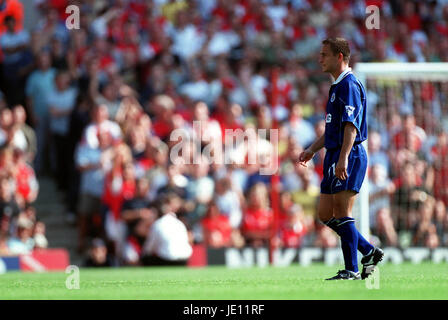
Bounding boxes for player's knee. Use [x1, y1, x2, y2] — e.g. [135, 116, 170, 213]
[333, 191, 356, 218]
[317, 194, 335, 222]
[317, 207, 334, 222]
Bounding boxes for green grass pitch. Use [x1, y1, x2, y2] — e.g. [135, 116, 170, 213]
[0, 263, 447, 300]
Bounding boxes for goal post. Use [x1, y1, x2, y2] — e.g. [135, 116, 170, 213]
[353, 62, 448, 242]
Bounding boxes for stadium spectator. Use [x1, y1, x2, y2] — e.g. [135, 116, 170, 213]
[12, 104, 37, 163]
[91, 81, 122, 121]
[122, 215, 154, 266]
[191, 101, 222, 149]
[47, 69, 77, 190]
[241, 182, 273, 247]
[144, 139, 170, 201]
[84, 238, 117, 268]
[82, 104, 122, 149]
[0, 173, 20, 224]
[33, 220, 48, 249]
[13, 148, 38, 206]
[392, 161, 432, 232]
[201, 200, 233, 248]
[157, 163, 188, 199]
[7, 215, 34, 254]
[0, 15, 30, 105]
[276, 204, 309, 248]
[0, 0, 24, 35]
[0, 233, 9, 255]
[434, 200, 448, 246]
[103, 150, 136, 256]
[430, 130, 448, 206]
[287, 103, 316, 148]
[314, 222, 338, 249]
[368, 164, 398, 246]
[0, 107, 27, 151]
[25, 51, 56, 174]
[66, 96, 92, 223]
[141, 193, 193, 266]
[185, 155, 215, 205]
[392, 114, 426, 152]
[121, 177, 152, 226]
[149, 94, 176, 141]
[170, 9, 205, 61]
[412, 200, 439, 247]
[75, 129, 114, 253]
[34, 6, 69, 46]
[214, 176, 243, 229]
[281, 146, 320, 216]
[368, 131, 390, 175]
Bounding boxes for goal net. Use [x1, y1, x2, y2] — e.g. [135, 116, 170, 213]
[354, 63, 448, 247]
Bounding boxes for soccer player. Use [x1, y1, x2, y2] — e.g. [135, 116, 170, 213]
[298, 38, 383, 280]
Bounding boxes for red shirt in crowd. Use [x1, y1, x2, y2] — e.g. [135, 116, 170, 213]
[152, 118, 173, 140]
[279, 222, 307, 248]
[392, 130, 423, 151]
[15, 162, 37, 203]
[202, 214, 232, 246]
[0, 0, 24, 34]
[242, 207, 274, 234]
[102, 171, 136, 221]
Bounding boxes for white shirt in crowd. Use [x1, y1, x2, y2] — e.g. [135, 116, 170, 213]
[0, 129, 27, 151]
[266, 4, 288, 31]
[171, 24, 206, 60]
[82, 120, 122, 149]
[143, 212, 193, 261]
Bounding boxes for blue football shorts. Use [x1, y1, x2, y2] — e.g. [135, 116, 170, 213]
[320, 143, 367, 194]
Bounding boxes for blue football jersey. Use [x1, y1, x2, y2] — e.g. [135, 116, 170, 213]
[324, 69, 367, 150]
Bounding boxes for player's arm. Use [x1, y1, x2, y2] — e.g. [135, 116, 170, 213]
[335, 122, 357, 180]
[298, 134, 325, 167]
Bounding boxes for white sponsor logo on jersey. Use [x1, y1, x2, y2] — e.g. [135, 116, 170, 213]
[345, 105, 355, 117]
[326, 113, 332, 123]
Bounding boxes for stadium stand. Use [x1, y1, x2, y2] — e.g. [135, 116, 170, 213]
[0, 0, 447, 267]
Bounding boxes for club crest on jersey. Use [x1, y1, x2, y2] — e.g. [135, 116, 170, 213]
[345, 105, 355, 117]
[326, 113, 332, 123]
[330, 93, 335, 102]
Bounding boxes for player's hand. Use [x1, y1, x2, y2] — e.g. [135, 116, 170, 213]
[298, 149, 315, 167]
[335, 157, 348, 180]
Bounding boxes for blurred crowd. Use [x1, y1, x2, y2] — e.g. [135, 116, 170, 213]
[0, 0, 447, 265]
[0, 103, 46, 255]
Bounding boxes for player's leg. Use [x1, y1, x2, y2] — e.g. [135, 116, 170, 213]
[317, 193, 335, 224]
[332, 190, 383, 279]
[347, 145, 384, 278]
[331, 190, 360, 276]
[321, 150, 361, 279]
[331, 145, 376, 255]
[319, 150, 337, 225]
[321, 188, 373, 256]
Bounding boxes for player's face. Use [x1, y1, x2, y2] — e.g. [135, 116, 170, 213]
[319, 44, 339, 73]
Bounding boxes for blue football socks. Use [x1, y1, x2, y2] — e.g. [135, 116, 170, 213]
[324, 217, 374, 273]
[325, 217, 374, 255]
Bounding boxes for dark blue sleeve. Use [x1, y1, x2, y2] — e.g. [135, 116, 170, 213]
[339, 81, 363, 133]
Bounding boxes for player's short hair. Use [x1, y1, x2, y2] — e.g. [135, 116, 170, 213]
[322, 38, 350, 62]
